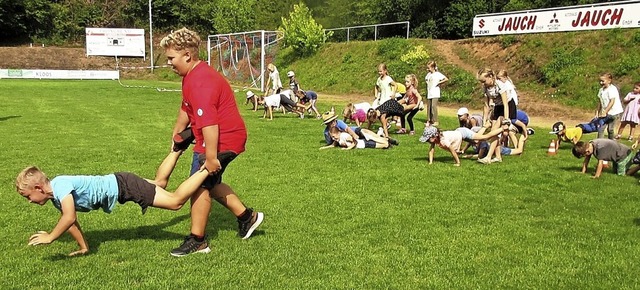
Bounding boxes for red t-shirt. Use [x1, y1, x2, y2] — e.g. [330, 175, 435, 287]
[181, 62, 247, 154]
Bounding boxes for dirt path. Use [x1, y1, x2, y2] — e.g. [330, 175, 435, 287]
[430, 39, 593, 129]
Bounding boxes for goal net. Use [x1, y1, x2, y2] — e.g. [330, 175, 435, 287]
[207, 30, 283, 92]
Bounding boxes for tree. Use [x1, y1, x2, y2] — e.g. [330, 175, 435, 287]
[212, 0, 257, 34]
[279, 2, 330, 56]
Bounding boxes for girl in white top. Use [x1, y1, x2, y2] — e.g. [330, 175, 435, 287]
[374, 63, 397, 107]
[264, 63, 283, 97]
[424, 61, 448, 126]
[477, 68, 517, 124]
[596, 73, 623, 139]
[496, 70, 518, 105]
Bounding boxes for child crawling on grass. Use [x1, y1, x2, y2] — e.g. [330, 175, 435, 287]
[15, 130, 213, 256]
[419, 122, 509, 166]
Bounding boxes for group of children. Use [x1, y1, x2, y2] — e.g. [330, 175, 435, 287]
[414, 67, 527, 166]
[553, 76, 640, 179]
[245, 63, 322, 120]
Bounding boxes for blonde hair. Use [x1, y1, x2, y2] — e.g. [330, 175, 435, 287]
[477, 68, 495, 82]
[600, 72, 613, 81]
[405, 74, 418, 89]
[377, 63, 388, 73]
[427, 61, 438, 71]
[497, 70, 513, 83]
[343, 103, 354, 119]
[16, 166, 47, 192]
[160, 28, 201, 56]
[267, 63, 276, 72]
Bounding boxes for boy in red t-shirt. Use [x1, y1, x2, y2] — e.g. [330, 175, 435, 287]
[161, 28, 264, 257]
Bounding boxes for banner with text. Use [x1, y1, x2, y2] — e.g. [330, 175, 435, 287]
[0, 69, 119, 80]
[473, 1, 640, 36]
[86, 28, 145, 57]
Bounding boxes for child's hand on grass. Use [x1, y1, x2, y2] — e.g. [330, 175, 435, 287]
[28, 231, 53, 246]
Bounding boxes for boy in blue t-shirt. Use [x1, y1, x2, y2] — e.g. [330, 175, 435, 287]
[15, 139, 213, 256]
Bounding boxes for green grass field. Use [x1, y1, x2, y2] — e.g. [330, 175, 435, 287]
[2, 79, 640, 288]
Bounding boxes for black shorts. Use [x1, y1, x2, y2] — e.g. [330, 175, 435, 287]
[363, 139, 377, 148]
[491, 99, 517, 121]
[115, 172, 156, 214]
[279, 95, 297, 111]
[190, 151, 238, 191]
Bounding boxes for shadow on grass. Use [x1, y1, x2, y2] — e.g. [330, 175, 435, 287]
[412, 156, 453, 162]
[633, 218, 640, 226]
[44, 214, 190, 261]
[0, 115, 21, 122]
[558, 166, 584, 172]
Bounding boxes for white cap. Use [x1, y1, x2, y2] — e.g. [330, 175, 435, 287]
[287, 71, 295, 77]
[246, 91, 255, 98]
[457, 107, 469, 116]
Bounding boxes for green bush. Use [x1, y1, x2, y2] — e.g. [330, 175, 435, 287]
[614, 55, 639, 77]
[376, 37, 409, 60]
[440, 66, 477, 103]
[279, 2, 330, 56]
[540, 47, 585, 87]
[499, 35, 518, 48]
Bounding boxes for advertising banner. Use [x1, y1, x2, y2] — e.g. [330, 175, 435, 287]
[473, 1, 640, 36]
[86, 28, 145, 57]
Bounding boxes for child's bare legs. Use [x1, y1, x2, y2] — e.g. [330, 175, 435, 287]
[151, 166, 210, 210]
[361, 128, 387, 144]
[509, 135, 527, 155]
[310, 99, 321, 117]
[149, 151, 182, 189]
[471, 123, 509, 141]
[616, 121, 628, 139]
[629, 124, 637, 140]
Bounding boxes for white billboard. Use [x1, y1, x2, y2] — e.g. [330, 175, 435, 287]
[473, 1, 640, 37]
[0, 69, 119, 80]
[85, 28, 146, 57]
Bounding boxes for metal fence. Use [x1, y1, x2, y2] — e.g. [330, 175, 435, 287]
[324, 21, 410, 42]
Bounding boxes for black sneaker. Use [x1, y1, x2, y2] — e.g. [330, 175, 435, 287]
[173, 127, 195, 152]
[238, 209, 264, 239]
[170, 235, 211, 257]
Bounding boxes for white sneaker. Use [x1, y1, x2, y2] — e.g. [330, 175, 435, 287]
[477, 157, 491, 164]
[491, 157, 502, 163]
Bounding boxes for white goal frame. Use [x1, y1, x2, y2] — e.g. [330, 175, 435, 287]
[207, 30, 284, 92]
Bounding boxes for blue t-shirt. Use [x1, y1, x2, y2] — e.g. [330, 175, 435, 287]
[50, 174, 119, 213]
[324, 120, 357, 145]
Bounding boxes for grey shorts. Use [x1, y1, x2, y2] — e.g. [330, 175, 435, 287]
[115, 172, 156, 214]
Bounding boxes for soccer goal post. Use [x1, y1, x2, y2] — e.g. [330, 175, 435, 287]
[207, 30, 284, 92]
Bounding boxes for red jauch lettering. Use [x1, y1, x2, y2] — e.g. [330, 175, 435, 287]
[571, 8, 624, 27]
[498, 15, 537, 31]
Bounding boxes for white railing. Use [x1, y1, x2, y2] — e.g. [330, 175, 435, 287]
[324, 21, 410, 42]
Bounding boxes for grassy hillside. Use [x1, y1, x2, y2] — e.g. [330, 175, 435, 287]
[457, 29, 640, 110]
[274, 38, 478, 103]
[274, 29, 640, 110]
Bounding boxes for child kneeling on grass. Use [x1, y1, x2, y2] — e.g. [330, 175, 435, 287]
[572, 139, 634, 178]
[16, 137, 214, 256]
